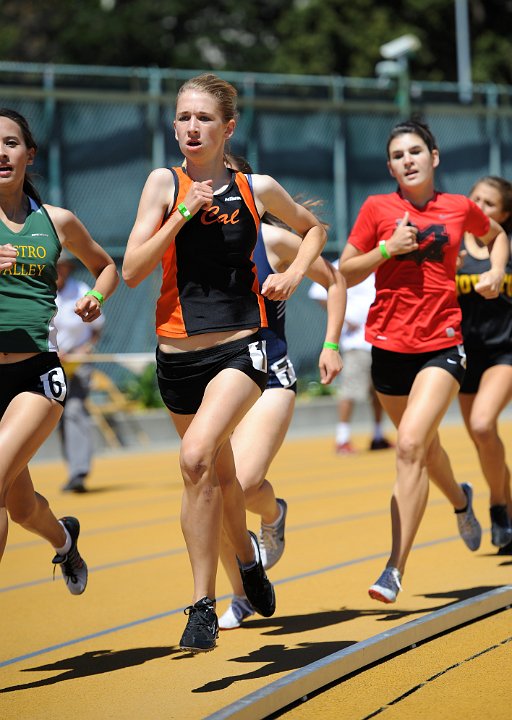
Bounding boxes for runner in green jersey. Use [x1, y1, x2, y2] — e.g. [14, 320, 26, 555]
[0, 108, 119, 594]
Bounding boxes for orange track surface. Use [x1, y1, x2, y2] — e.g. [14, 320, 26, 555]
[1, 423, 511, 719]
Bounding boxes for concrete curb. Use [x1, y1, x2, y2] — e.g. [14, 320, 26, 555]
[204, 585, 512, 720]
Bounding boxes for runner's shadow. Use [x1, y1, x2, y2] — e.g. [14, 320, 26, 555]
[421, 585, 503, 601]
[230, 585, 502, 638]
[190, 641, 354, 693]
[241, 607, 418, 636]
[79, 483, 145, 494]
[0, 647, 177, 693]
[240, 597, 463, 635]
[191, 586, 507, 693]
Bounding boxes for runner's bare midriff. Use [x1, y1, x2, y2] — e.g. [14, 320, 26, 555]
[158, 328, 258, 354]
[0, 352, 40, 364]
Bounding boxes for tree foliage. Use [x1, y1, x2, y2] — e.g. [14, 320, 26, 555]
[0, 0, 511, 84]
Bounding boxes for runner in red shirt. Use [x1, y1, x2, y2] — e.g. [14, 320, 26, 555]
[339, 119, 510, 603]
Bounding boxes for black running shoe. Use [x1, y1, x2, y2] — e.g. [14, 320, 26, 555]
[369, 437, 394, 451]
[179, 597, 219, 653]
[237, 531, 276, 618]
[52, 517, 88, 595]
[490, 505, 512, 548]
[62, 474, 87, 493]
[498, 538, 512, 555]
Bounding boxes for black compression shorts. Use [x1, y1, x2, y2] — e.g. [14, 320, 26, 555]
[460, 346, 512, 394]
[371, 345, 466, 396]
[156, 335, 268, 415]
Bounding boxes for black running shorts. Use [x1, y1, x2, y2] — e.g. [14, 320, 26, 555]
[0, 352, 67, 418]
[460, 346, 512, 394]
[156, 335, 268, 415]
[371, 344, 466, 396]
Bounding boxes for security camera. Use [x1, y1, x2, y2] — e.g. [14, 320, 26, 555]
[375, 60, 402, 78]
[380, 34, 421, 60]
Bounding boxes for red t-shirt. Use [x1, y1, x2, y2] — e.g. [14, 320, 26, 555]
[348, 191, 490, 353]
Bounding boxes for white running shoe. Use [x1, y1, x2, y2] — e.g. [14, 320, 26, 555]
[218, 595, 255, 630]
[260, 498, 288, 570]
[369, 566, 402, 603]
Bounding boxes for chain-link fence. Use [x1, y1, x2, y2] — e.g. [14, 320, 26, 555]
[2, 62, 512, 379]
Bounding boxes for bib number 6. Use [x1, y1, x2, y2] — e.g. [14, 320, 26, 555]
[40, 367, 67, 402]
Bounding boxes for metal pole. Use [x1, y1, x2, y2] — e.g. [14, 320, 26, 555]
[333, 78, 348, 253]
[455, 0, 473, 103]
[148, 68, 165, 169]
[486, 85, 501, 176]
[43, 66, 62, 206]
[397, 57, 411, 119]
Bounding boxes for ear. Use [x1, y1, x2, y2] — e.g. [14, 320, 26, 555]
[224, 119, 236, 140]
[27, 147, 35, 166]
[432, 149, 440, 169]
[387, 160, 395, 178]
[173, 120, 178, 141]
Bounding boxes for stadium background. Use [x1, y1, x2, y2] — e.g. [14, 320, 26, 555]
[2, 61, 512, 383]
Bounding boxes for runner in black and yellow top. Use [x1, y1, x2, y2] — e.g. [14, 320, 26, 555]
[0, 108, 119, 595]
[122, 74, 327, 652]
[456, 176, 512, 552]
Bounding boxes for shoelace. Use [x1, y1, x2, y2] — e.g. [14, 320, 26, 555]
[458, 512, 478, 530]
[64, 547, 83, 580]
[183, 605, 216, 633]
[391, 570, 402, 591]
[53, 546, 83, 584]
[380, 568, 402, 592]
[260, 526, 279, 551]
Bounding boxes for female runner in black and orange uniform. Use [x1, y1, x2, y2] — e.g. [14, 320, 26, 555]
[123, 74, 327, 652]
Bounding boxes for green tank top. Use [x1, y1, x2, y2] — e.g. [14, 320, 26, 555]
[0, 198, 61, 352]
